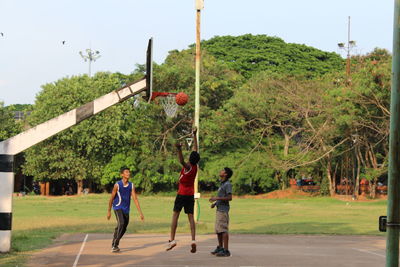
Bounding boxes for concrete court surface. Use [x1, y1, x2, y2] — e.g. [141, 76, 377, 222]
[27, 233, 385, 267]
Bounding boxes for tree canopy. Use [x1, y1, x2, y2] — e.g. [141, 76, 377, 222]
[200, 34, 344, 79]
[8, 34, 391, 198]
[0, 102, 20, 141]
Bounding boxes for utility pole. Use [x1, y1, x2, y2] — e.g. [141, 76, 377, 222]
[337, 16, 356, 81]
[194, 0, 203, 223]
[79, 48, 101, 77]
[386, 2, 400, 266]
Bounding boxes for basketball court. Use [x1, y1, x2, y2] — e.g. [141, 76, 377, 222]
[26, 233, 385, 267]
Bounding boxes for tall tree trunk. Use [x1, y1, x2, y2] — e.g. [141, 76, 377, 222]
[275, 172, 283, 190]
[45, 182, 50, 196]
[326, 156, 335, 196]
[284, 133, 290, 157]
[370, 179, 377, 199]
[368, 143, 379, 199]
[354, 147, 361, 198]
[281, 172, 287, 190]
[40, 182, 46, 196]
[77, 180, 83, 195]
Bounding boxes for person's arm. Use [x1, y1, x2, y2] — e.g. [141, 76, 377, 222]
[175, 143, 191, 171]
[209, 194, 232, 202]
[209, 183, 233, 202]
[131, 184, 144, 221]
[192, 127, 198, 152]
[107, 184, 118, 220]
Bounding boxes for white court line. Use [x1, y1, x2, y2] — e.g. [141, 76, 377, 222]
[72, 234, 89, 267]
[353, 248, 385, 258]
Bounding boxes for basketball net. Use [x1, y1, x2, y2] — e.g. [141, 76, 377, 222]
[159, 94, 178, 118]
[186, 137, 193, 148]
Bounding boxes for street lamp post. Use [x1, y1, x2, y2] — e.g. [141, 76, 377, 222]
[337, 16, 356, 80]
[194, 0, 203, 223]
[79, 48, 101, 77]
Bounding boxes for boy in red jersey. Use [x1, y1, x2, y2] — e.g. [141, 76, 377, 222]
[166, 128, 200, 253]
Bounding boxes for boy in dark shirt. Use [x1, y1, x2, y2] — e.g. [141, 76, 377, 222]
[209, 167, 233, 257]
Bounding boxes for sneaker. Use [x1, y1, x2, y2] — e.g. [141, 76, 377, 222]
[211, 246, 224, 255]
[111, 246, 120, 253]
[216, 249, 231, 257]
[166, 240, 177, 251]
[190, 242, 197, 253]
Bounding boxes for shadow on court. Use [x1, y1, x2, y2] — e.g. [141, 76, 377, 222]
[26, 233, 385, 267]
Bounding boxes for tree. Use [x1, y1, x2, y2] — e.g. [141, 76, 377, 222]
[201, 34, 344, 79]
[333, 48, 391, 198]
[23, 72, 139, 193]
[203, 71, 352, 193]
[22, 47, 243, 194]
[0, 101, 20, 141]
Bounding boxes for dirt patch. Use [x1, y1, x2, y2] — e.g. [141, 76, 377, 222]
[238, 189, 314, 199]
[333, 194, 387, 202]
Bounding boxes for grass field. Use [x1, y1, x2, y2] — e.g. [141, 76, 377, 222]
[0, 194, 387, 266]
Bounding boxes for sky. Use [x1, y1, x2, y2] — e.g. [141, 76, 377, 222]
[0, 0, 394, 105]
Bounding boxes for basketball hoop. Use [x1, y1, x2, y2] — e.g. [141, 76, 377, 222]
[151, 92, 188, 118]
[160, 94, 178, 118]
[151, 92, 178, 117]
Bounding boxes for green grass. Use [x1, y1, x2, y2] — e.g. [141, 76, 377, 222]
[0, 194, 387, 266]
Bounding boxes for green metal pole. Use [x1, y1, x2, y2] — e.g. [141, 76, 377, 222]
[386, 1, 400, 266]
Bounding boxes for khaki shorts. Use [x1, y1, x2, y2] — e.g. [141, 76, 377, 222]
[215, 211, 229, 233]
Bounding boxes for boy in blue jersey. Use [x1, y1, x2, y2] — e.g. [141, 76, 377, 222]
[107, 167, 144, 252]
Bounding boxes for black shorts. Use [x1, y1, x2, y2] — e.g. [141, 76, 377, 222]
[173, 194, 195, 214]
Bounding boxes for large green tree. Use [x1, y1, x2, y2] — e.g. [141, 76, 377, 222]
[201, 34, 344, 79]
[202, 72, 346, 193]
[22, 72, 140, 192]
[23, 47, 243, 194]
[21, 33, 392, 197]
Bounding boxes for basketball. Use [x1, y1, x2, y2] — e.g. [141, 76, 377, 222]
[175, 92, 189, 106]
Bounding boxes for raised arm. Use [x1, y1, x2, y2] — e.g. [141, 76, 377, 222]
[175, 143, 191, 170]
[209, 183, 233, 203]
[192, 127, 198, 152]
[131, 184, 144, 221]
[107, 184, 118, 220]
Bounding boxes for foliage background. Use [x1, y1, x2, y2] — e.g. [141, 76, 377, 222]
[1, 34, 391, 196]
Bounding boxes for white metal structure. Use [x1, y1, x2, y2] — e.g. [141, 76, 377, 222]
[0, 38, 153, 253]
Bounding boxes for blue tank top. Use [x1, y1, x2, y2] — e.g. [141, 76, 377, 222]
[112, 180, 133, 214]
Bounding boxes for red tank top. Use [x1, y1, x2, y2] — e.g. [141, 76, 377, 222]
[178, 164, 198, 196]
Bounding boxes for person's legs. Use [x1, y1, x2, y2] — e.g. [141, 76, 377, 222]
[222, 232, 229, 251]
[182, 195, 196, 253]
[187, 213, 196, 241]
[211, 233, 223, 255]
[215, 211, 230, 257]
[170, 211, 180, 241]
[120, 212, 129, 239]
[167, 195, 184, 251]
[183, 195, 195, 240]
[187, 213, 196, 253]
[112, 209, 125, 249]
[217, 233, 223, 247]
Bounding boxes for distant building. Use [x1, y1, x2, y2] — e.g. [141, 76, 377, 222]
[13, 111, 31, 121]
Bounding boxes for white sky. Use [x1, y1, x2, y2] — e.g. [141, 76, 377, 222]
[0, 0, 394, 105]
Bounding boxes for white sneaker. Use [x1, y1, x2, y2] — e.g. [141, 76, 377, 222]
[166, 240, 177, 251]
